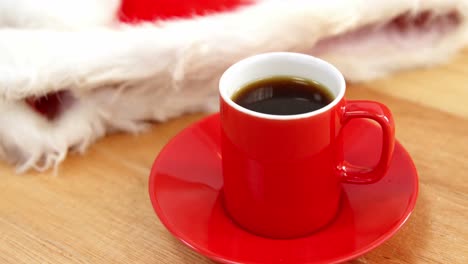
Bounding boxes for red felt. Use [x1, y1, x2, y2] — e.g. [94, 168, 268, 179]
[119, 0, 248, 22]
[25, 91, 68, 120]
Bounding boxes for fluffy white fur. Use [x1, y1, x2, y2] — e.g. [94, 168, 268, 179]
[0, 0, 467, 173]
[0, 0, 120, 29]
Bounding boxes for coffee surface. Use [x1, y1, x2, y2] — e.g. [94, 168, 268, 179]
[232, 76, 334, 115]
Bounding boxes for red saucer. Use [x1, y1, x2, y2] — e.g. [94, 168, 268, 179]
[149, 114, 418, 264]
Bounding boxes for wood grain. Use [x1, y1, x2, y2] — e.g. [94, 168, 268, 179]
[1, 49, 468, 264]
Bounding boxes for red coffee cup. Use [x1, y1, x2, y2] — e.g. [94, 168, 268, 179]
[219, 52, 395, 239]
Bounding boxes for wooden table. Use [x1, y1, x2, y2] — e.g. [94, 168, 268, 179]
[1, 49, 467, 264]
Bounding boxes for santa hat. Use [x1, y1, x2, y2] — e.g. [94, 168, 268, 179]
[1, 0, 467, 173]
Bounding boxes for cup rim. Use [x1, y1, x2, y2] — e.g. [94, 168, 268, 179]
[219, 52, 346, 120]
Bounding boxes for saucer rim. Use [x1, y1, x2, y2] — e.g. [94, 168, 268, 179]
[148, 113, 419, 264]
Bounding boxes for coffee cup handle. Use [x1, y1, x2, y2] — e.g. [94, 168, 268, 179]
[337, 100, 395, 184]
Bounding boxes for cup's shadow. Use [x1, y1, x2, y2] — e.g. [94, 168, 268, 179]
[201, 189, 357, 263]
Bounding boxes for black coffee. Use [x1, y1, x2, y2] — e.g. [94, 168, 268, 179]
[232, 76, 334, 115]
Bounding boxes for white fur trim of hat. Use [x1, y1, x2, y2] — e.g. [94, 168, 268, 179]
[1, 0, 467, 173]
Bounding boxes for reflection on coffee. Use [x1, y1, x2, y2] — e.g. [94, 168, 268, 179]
[232, 76, 334, 115]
